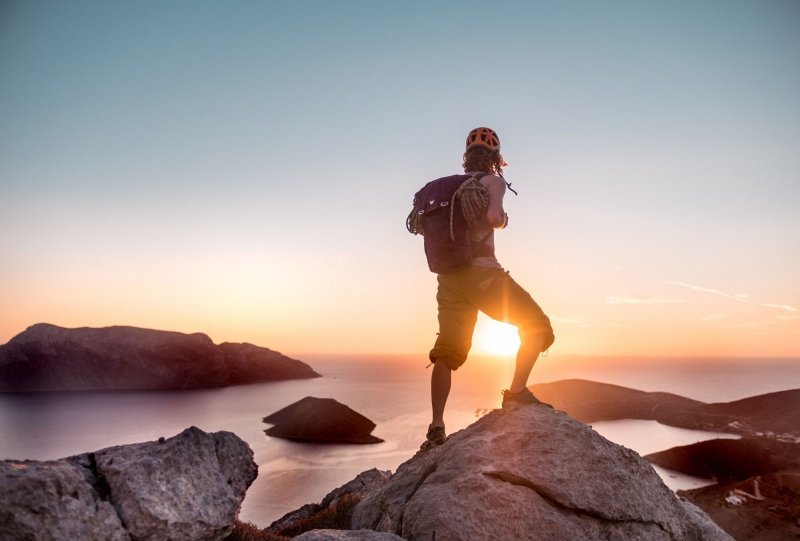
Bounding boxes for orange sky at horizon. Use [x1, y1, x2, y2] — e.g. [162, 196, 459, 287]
[2, 265, 798, 359]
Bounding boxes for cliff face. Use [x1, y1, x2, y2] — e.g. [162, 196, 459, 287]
[0, 323, 320, 391]
[349, 405, 732, 540]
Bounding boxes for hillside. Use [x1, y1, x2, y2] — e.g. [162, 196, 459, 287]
[532, 379, 800, 436]
[645, 438, 800, 540]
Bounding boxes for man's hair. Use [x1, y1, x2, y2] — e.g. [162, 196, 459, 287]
[462, 147, 504, 175]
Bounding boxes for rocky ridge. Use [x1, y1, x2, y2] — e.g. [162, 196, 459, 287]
[0, 323, 320, 391]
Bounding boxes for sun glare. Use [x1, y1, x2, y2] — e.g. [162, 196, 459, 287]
[473, 317, 521, 356]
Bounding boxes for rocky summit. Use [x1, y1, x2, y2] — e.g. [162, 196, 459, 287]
[0, 426, 258, 541]
[346, 405, 733, 541]
[0, 323, 320, 391]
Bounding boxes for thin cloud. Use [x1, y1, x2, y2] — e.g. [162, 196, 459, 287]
[664, 281, 751, 303]
[761, 303, 799, 313]
[666, 281, 799, 314]
[606, 295, 686, 305]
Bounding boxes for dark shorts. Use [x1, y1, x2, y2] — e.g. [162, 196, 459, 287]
[429, 266, 555, 371]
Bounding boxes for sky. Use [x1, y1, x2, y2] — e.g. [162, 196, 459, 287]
[1, 1, 798, 358]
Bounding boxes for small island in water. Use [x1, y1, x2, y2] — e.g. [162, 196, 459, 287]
[263, 396, 384, 444]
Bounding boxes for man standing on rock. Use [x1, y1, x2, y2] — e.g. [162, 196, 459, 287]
[407, 127, 555, 449]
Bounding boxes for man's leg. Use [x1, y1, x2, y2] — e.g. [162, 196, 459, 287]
[474, 270, 554, 398]
[428, 271, 478, 435]
[431, 361, 451, 428]
[508, 333, 545, 393]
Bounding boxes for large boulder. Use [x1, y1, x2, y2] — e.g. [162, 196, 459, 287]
[264, 397, 384, 444]
[351, 405, 733, 540]
[0, 323, 320, 391]
[0, 459, 129, 540]
[0, 426, 258, 541]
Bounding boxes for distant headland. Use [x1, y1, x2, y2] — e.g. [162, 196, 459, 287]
[531, 378, 800, 438]
[0, 323, 320, 392]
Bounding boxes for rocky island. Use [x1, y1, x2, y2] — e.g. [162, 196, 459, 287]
[264, 397, 384, 444]
[0, 323, 320, 392]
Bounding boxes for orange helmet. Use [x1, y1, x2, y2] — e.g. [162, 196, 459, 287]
[466, 127, 500, 151]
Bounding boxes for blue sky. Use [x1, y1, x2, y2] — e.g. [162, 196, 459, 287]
[1, 1, 798, 356]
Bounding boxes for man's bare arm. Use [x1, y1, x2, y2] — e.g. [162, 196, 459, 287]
[480, 174, 507, 228]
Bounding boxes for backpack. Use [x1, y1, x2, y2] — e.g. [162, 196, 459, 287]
[406, 173, 489, 274]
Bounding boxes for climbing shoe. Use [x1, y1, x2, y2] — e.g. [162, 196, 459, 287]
[502, 388, 553, 409]
[420, 424, 447, 450]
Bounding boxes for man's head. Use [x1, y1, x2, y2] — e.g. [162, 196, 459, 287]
[463, 127, 505, 175]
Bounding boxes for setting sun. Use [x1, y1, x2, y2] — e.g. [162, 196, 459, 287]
[473, 316, 521, 356]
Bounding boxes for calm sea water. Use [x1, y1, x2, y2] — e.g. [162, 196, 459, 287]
[0, 354, 797, 527]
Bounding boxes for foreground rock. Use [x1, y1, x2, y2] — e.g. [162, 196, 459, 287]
[0, 426, 258, 540]
[0, 323, 320, 391]
[532, 379, 800, 437]
[264, 397, 384, 444]
[350, 406, 732, 540]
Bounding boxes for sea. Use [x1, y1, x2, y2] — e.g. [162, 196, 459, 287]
[1, 353, 798, 528]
